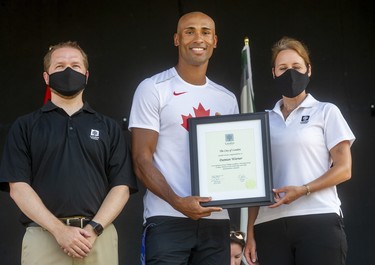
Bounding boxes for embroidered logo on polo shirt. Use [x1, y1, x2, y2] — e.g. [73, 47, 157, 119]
[90, 129, 100, 140]
[300, 115, 310, 124]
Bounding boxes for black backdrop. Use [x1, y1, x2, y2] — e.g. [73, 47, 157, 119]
[0, 0, 374, 264]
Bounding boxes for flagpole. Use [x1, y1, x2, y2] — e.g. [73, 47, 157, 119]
[240, 36, 254, 265]
[240, 37, 255, 114]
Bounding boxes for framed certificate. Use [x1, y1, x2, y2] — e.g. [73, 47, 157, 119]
[188, 112, 274, 208]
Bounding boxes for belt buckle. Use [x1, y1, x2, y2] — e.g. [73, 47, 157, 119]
[64, 217, 87, 228]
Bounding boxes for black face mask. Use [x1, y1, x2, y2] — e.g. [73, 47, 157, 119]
[273, 68, 309, 98]
[49, 67, 86, 97]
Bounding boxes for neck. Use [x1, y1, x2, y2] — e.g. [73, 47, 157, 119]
[51, 92, 84, 116]
[175, 62, 208, 85]
[282, 92, 307, 111]
[283, 101, 299, 112]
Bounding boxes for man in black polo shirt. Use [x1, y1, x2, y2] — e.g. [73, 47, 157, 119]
[0, 41, 137, 265]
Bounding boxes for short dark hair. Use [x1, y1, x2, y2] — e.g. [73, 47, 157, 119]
[230, 230, 245, 249]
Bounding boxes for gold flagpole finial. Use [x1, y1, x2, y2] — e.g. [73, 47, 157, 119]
[244, 37, 249, 46]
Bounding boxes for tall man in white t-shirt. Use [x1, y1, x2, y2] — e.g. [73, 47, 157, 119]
[129, 11, 239, 265]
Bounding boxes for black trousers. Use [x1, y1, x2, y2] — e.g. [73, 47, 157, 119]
[254, 213, 347, 265]
[143, 216, 230, 265]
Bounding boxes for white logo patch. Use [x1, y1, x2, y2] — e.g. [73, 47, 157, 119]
[90, 129, 100, 140]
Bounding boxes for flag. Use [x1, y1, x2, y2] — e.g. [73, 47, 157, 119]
[43, 85, 51, 104]
[240, 37, 255, 113]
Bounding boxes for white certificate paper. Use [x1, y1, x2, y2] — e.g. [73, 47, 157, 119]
[196, 120, 266, 201]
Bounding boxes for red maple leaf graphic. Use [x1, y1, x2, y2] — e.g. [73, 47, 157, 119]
[181, 103, 211, 131]
[181, 114, 193, 131]
[194, 103, 210, 117]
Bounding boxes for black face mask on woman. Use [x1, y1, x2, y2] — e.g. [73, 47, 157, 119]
[49, 67, 87, 97]
[273, 68, 309, 98]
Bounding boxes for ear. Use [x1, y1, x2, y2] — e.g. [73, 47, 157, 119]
[213, 35, 218, 48]
[43, 72, 49, 85]
[307, 64, 312, 77]
[173, 33, 179, 47]
[85, 70, 89, 84]
[272, 68, 276, 79]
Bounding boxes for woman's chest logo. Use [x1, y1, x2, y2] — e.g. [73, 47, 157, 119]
[300, 115, 310, 124]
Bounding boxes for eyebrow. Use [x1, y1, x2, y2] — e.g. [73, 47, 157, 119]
[277, 62, 304, 67]
[184, 26, 212, 30]
[53, 58, 83, 64]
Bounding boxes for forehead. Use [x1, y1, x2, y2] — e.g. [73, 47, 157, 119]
[275, 49, 305, 65]
[178, 13, 215, 31]
[230, 242, 242, 253]
[50, 47, 84, 64]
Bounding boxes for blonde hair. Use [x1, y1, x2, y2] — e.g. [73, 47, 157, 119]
[271, 36, 311, 67]
[43, 41, 88, 71]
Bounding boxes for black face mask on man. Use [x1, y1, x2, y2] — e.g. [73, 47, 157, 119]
[49, 67, 87, 97]
[273, 68, 309, 98]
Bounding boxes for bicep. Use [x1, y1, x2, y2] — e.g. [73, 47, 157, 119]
[131, 128, 158, 163]
[330, 141, 352, 183]
[330, 140, 352, 167]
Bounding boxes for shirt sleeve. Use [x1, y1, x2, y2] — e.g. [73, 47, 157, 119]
[323, 103, 356, 150]
[128, 78, 161, 132]
[0, 117, 32, 191]
[106, 120, 138, 194]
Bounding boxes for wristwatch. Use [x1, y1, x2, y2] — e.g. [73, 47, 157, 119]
[89, 220, 104, 236]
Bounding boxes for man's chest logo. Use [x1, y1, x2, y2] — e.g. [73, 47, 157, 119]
[90, 129, 100, 140]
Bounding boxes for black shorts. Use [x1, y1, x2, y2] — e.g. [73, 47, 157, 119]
[254, 213, 347, 265]
[142, 216, 230, 265]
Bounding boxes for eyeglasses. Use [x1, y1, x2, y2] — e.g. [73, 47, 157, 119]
[230, 231, 245, 240]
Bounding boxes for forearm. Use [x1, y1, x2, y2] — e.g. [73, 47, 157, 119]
[271, 141, 352, 208]
[247, 206, 259, 238]
[9, 182, 65, 233]
[92, 185, 130, 228]
[133, 131, 222, 220]
[304, 140, 352, 194]
[135, 158, 181, 208]
[10, 182, 95, 257]
[131, 128, 184, 212]
[244, 206, 259, 264]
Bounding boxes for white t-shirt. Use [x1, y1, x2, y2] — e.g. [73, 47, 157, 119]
[129, 67, 239, 220]
[255, 94, 355, 225]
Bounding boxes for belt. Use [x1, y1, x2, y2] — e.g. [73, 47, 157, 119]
[27, 217, 91, 229]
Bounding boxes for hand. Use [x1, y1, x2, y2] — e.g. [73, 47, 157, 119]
[55, 225, 92, 258]
[269, 185, 306, 208]
[244, 236, 258, 265]
[174, 196, 222, 220]
[83, 223, 99, 245]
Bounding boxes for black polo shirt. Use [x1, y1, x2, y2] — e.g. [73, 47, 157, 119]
[0, 101, 137, 225]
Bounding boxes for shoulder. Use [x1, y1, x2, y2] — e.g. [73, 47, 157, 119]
[314, 101, 342, 115]
[83, 103, 122, 131]
[307, 97, 349, 126]
[207, 78, 237, 99]
[305, 94, 341, 114]
[94, 112, 122, 129]
[9, 108, 44, 130]
[138, 68, 176, 88]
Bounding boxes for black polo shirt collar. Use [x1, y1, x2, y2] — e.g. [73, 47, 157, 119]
[42, 100, 96, 114]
